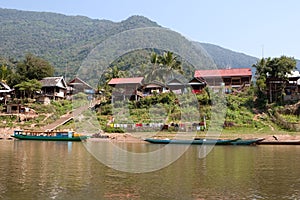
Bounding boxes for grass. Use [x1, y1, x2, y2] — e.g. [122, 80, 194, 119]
[280, 114, 300, 123]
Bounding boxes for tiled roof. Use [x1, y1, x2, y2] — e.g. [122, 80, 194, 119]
[40, 77, 67, 89]
[108, 77, 144, 85]
[195, 68, 252, 78]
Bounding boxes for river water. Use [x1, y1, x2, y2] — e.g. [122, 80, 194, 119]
[0, 140, 299, 200]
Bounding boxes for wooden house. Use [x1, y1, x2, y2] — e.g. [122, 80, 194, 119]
[194, 68, 252, 93]
[142, 81, 169, 96]
[40, 77, 67, 100]
[167, 78, 186, 94]
[266, 71, 300, 103]
[67, 77, 95, 95]
[108, 77, 144, 102]
[284, 71, 300, 102]
[188, 77, 206, 94]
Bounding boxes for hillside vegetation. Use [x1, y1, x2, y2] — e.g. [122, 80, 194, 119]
[0, 8, 159, 79]
[0, 8, 277, 82]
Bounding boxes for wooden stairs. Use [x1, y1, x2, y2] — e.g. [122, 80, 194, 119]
[40, 100, 100, 132]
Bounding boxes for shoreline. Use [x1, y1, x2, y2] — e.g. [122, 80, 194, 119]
[86, 132, 300, 144]
[1, 128, 300, 143]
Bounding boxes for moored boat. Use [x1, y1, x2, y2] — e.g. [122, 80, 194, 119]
[144, 138, 239, 145]
[11, 130, 87, 141]
[258, 140, 300, 145]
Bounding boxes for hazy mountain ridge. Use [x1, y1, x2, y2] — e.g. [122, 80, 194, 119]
[0, 8, 299, 77]
[197, 42, 258, 69]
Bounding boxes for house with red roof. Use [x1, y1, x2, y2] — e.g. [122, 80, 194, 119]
[194, 68, 252, 93]
[108, 77, 144, 102]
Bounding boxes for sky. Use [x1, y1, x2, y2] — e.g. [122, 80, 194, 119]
[1, 0, 300, 59]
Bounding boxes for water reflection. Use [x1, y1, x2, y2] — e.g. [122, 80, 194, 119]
[83, 140, 190, 173]
[0, 141, 299, 199]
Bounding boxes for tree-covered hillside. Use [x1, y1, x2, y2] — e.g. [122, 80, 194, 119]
[0, 8, 160, 79]
[1, 8, 298, 82]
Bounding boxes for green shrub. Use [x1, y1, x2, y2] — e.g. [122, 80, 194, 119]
[103, 126, 125, 133]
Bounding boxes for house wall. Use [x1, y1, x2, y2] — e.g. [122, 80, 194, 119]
[42, 87, 66, 99]
[110, 83, 141, 102]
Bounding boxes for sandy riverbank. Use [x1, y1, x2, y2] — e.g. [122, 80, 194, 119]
[0, 128, 16, 139]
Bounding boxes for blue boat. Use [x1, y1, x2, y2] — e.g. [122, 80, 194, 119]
[12, 130, 87, 141]
[144, 138, 239, 145]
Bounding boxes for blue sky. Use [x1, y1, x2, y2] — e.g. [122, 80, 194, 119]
[1, 0, 300, 59]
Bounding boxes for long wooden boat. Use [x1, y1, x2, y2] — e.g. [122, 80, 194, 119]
[11, 130, 87, 141]
[229, 138, 265, 145]
[144, 138, 239, 145]
[258, 140, 300, 145]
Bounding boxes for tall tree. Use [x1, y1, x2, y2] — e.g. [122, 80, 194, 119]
[16, 53, 54, 81]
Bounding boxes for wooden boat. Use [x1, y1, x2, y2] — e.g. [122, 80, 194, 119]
[230, 138, 265, 145]
[11, 130, 87, 141]
[258, 140, 300, 145]
[144, 138, 239, 145]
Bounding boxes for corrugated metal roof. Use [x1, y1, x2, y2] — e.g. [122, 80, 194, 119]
[195, 68, 252, 78]
[108, 77, 144, 85]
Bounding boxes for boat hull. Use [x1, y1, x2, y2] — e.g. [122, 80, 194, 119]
[230, 138, 265, 145]
[12, 135, 87, 141]
[258, 141, 300, 145]
[11, 130, 87, 141]
[144, 138, 238, 145]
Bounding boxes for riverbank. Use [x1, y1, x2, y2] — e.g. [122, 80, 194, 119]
[87, 132, 300, 144]
[2, 127, 300, 143]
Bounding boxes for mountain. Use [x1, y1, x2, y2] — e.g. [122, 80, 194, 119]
[0, 8, 160, 77]
[1, 8, 299, 79]
[197, 43, 258, 69]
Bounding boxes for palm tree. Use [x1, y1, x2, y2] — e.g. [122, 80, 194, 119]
[160, 51, 183, 78]
[14, 79, 42, 99]
[146, 52, 164, 82]
[103, 66, 126, 83]
[146, 51, 183, 83]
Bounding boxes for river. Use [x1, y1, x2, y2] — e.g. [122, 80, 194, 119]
[0, 140, 299, 199]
